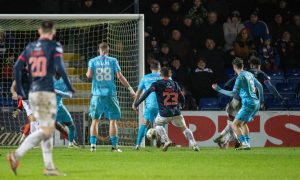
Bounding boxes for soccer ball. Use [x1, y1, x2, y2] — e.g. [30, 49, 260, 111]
[146, 128, 156, 140]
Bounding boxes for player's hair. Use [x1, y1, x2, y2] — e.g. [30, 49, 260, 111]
[99, 42, 109, 52]
[249, 56, 261, 67]
[40, 21, 55, 33]
[150, 60, 161, 70]
[232, 57, 244, 69]
[160, 67, 172, 77]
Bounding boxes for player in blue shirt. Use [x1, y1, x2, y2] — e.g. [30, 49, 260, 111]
[54, 72, 77, 148]
[8, 21, 74, 176]
[133, 67, 199, 151]
[133, 60, 161, 150]
[86, 42, 135, 152]
[212, 58, 263, 150]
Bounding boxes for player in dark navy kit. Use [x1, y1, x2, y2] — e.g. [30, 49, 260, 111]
[214, 57, 284, 149]
[7, 21, 75, 176]
[133, 67, 199, 151]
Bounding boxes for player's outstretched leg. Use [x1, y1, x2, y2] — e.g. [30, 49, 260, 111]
[183, 128, 199, 151]
[155, 126, 172, 151]
[55, 121, 69, 140]
[214, 122, 232, 149]
[110, 120, 121, 152]
[19, 120, 30, 145]
[135, 121, 150, 150]
[65, 121, 78, 148]
[8, 129, 44, 175]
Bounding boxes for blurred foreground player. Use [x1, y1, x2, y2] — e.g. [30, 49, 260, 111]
[133, 67, 199, 151]
[7, 21, 75, 176]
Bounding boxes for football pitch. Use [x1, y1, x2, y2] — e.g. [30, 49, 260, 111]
[0, 147, 299, 180]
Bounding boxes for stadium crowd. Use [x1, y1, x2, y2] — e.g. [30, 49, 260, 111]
[1, 0, 300, 110]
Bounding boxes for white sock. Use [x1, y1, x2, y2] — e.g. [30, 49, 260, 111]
[155, 126, 169, 143]
[41, 136, 55, 170]
[15, 129, 44, 159]
[183, 129, 197, 146]
[221, 121, 232, 136]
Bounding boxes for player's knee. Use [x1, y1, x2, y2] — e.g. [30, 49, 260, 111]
[28, 115, 36, 122]
[41, 127, 55, 138]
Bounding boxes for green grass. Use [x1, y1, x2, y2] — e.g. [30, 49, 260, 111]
[0, 147, 300, 180]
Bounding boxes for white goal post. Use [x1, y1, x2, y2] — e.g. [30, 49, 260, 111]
[0, 14, 144, 147]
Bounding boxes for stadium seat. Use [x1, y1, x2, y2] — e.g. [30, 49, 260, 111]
[287, 78, 300, 91]
[276, 82, 295, 93]
[225, 68, 235, 78]
[0, 98, 14, 107]
[286, 68, 300, 78]
[199, 98, 221, 110]
[219, 95, 231, 109]
[267, 71, 285, 80]
[270, 78, 285, 86]
[288, 99, 300, 110]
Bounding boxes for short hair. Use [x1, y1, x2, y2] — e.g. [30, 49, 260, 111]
[232, 57, 244, 69]
[249, 57, 261, 66]
[40, 21, 55, 33]
[99, 42, 109, 51]
[160, 67, 172, 77]
[150, 60, 161, 70]
[197, 56, 207, 64]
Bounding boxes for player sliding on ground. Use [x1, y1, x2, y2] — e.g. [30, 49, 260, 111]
[214, 57, 284, 148]
[54, 72, 78, 148]
[86, 42, 135, 152]
[7, 21, 75, 176]
[133, 67, 199, 151]
[212, 58, 264, 150]
[133, 60, 161, 150]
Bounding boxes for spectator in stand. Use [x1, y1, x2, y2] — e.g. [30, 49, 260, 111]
[274, 0, 293, 23]
[190, 57, 217, 102]
[204, 0, 229, 23]
[199, 38, 225, 82]
[223, 10, 244, 51]
[146, 2, 162, 32]
[170, 55, 190, 88]
[158, 43, 172, 67]
[275, 31, 298, 69]
[268, 13, 287, 42]
[181, 15, 199, 52]
[169, 1, 184, 25]
[259, 35, 281, 72]
[1, 50, 15, 82]
[201, 11, 225, 50]
[244, 11, 270, 47]
[167, 29, 191, 66]
[157, 15, 172, 43]
[144, 26, 153, 55]
[187, 0, 207, 28]
[233, 28, 256, 62]
[80, 0, 98, 13]
[148, 36, 160, 58]
[287, 14, 300, 49]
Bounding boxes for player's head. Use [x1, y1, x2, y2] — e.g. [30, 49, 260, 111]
[99, 42, 109, 55]
[249, 57, 261, 69]
[232, 57, 244, 73]
[38, 21, 56, 38]
[160, 67, 172, 78]
[150, 60, 161, 71]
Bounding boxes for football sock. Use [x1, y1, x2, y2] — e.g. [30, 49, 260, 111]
[41, 136, 55, 170]
[23, 121, 30, 136]
[15, 129, 44, 160]
[239, 135, 247, 145]
[183, 129, 197, 146]
[66, 122, 76, 143]
[110, 136, 118, 148]
[155, 126, 169, 143]
[90, 135, 96, 146]
[136, 124, 147, 146]
[55, 122, 69, 140]
[244, 134, 250, 144]
[221, 123, 232, 136]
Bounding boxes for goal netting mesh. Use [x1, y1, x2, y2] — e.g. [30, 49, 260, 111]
[0, 15, 143, 147]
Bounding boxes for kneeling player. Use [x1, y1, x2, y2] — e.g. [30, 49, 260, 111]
[54, 72, 77, 148]
[133, 67, 199, 151]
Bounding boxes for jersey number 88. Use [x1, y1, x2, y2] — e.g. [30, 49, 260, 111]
[96, 67, 112, 81]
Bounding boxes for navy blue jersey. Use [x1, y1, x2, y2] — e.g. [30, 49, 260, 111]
[249, 68, 269, 84]
[21, 66, 30, 100]
[135, 79, 185, 117]
[14, 38, 74, 98]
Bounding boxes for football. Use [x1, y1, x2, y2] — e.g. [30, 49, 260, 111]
[146, 128, 156, 140]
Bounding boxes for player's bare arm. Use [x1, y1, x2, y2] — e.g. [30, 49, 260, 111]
[116, 71, 136, 99]
[10, 80, 18, 100]
[86, 68, 93, 79]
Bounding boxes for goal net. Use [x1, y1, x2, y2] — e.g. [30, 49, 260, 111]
[0, 15, 144, 147]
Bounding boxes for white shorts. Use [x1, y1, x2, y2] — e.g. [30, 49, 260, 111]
[29, 92, 57, 128]
[22, 100, 32, 117]
[155, 114, 186, 128]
